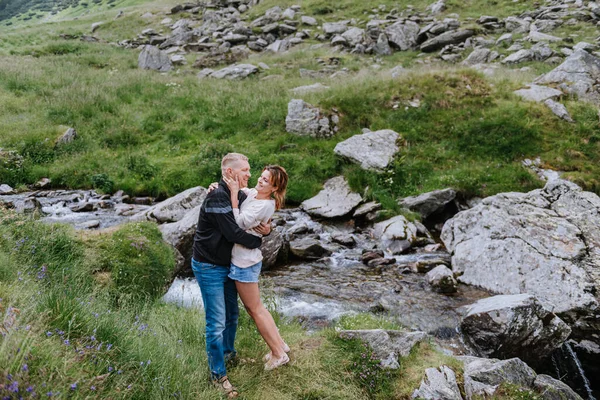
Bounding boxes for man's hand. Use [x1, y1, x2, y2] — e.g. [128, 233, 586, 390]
[254, 220, 272, 236]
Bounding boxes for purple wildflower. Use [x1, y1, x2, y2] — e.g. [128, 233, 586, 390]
[108, 366, 113, 372]
[90, 386, 96, 391]
[22, 364, 28, 372]
[70, 383, 77, 390]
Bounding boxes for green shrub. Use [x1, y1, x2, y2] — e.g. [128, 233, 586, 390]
[105, 222, 176, 302]
[20, 138, 55, 164]
[91, 173, 114, 193]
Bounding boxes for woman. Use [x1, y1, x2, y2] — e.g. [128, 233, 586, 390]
[221, 165, 290, 371]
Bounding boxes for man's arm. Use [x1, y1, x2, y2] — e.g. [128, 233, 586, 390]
[207, 191, 262, 249]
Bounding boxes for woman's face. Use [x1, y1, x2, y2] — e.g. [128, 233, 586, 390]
[255, 170, 275, 195]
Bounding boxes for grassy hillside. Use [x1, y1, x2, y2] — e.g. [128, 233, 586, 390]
[1, 0, 599, 208]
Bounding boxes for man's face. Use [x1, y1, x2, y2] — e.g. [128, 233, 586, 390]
[228, 160, 251, 188]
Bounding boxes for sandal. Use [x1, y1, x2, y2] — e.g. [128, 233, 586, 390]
[264, 353, 289, 371]
[263, 342, 290, 362]
[212, 376, 239, 398]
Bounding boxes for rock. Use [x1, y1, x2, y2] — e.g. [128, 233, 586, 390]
[14, 198, 41, 214]
[374, 33, 393, 56]
[353, 201, 381, 218]
[528, 31, 563, 43]
[138, 45, 172, 72]
[398, 188, 456, 219]
[210, 64, 258, 80]
[339, 329, 427, 369]
[362, 250, 385, 264]
[462, 48, 492, 65]
[69, 202, 95, 212]
[573, 42, 598, 53]
[459, 356, 537, 399]
[441, 180, 600, 344]
[496, 33, 513, 46]
[504, 17, 531, 34]
[266, 39, 291, 53]
[532, 19, 563, 33]
[323, 22, 348, 36]
[390, 65, 406, 78]
[368, 257, 396, 268]
[301, 176, 362, 218]
[0, 184, 15, 195]
[301, 16, 317, 26]
[513, 85, 563, 102]
[384, 21, 420, 51]
[91, 22, 102, 33]
[544, 99, 574, 122]
[133, 186, 207, 223]
[426, 265, 457, 293]
[411, 366, 462, 400]
[502, 49, 535, 64]
[260, 228, 285, 269]
[289, 236, 332, 259]
[531, 42, 554, 61]
[285, 99, 336, 138]
[341, 27, 365, 47]
[170, 54, 186, 65]
[333, 129, 400, 171]
[420, 29, 474, 52]
[461, 294, 571, 367]
[533, 374, 583, 400]
[34, 178, 51, 189]
[331, 233, 356, 247]
[426, 0, 446, 15]
[76, 220, 101, 230]
[373, 215, 418, 255]
[331, 35, 347, 46]
[535, 50, 600, 103]
[159, 205, 200, 273]
[290, 83, 329, 95]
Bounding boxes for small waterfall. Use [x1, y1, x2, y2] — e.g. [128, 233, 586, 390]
[549, 342, 596, 400]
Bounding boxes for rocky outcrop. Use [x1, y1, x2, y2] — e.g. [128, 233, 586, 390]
[159, 205, 200, 274]
[133, 186, 207, 223]
[56, 127, 77, 146]
[533, 374, 583, 400]
[411, 366, 462, 400]
[461, 294, 571, 367]
[301, 176, 362, 218]
[333, 129, 400, 171]
[442, 180, 600, 344]
[138, 45, 173, 72]
[372, 215, 418, 255]
[398, 188, 456, 219]
[339, 329, 427, 369]
[285, 99, 338, 138]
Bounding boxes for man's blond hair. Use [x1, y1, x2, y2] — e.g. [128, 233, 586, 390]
[221, 153, 248, 176]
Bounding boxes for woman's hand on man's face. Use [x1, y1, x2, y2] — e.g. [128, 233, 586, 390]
[223, 175, 240, 193]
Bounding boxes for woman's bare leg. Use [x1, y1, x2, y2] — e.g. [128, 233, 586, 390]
[235, 281, 286, 358]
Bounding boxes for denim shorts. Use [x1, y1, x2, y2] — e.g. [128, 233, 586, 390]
[228, 261, 262, 283]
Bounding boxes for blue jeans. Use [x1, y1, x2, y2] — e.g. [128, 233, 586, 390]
[191, 258, 239, 380]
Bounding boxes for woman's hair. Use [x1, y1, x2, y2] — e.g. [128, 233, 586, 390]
[264, 165, 288, 210]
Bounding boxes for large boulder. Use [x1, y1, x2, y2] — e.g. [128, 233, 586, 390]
[420, 29, 474, 52]
[441, 180, 600, 344]
[159, 205, 201, 274]
[459, 356, 537, 399]
[333, 129, 400, 171]
[411, 366, 462, 400]
[514, 85, 563, 102]
[285, 99, 336, 138]
[339, 329, 427, 369]
[372, 215, 418, 254]
[533, 374, 583, 400]
[0, 184, 15, 195]
[301, 176, 362, 218]
[384, 21, 420, 51]
[210, 64, 258, 80]
[461, 294, 571, 367]
[535, 50, 600, 103]
[133, 186, 207, 223]
[138, 45, 173, 72]
[289, 236, 333, 259]
[398, 188, 456, 219]
[426, 265, 457, 293]
[260, 228, 285, 269]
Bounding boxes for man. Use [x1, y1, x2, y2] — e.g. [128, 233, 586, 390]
[192, 153, 270, 398]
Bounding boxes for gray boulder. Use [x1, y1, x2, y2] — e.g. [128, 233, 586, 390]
[544, 99, 574, 122]
[502, 49, 535, 64]
[504, 17, 531, 34]
[398, 188, 456, 219]
[341, 27, 365, 47]
[420, 29, 474, 52]
[459, 356, 537, 399]
[56, 127, 77, 145]
[266, 39, 291, 53]
[301, 16, 317, 26]
[426, 0, 446, 15]
[285, 99, 336, 138]
[333, 129, 400, 171]
[290, 83, 329, 95]
[0, 184, 15, 195]
[159, 204, 200, 272]
[533, 374, 583, 400]
[426, 265, 457, 293]
[373, 215, 418, 254]
[535, 50, 600, 103]
[260, 228, 285, 269]
[528, 31, 563, 43]
[461, 294, 571, 366]
[133, 186, 207, 223]
[289, 236, 332, 259]
[374, 33, 393, 56]
[412, 366, 462, 400]
[339, 329, 427, 369]
[301, 176, 362, 218]
[138, 45, 173, 72]
[462, 48, 492, 65]
[441, 179, 600, 344]
[323, 22, 349, 36]
[384, 21, 420, 51]
[210, 64, 259, 80]
[514, 85, 563, 102]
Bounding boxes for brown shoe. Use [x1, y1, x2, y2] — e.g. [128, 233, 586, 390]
[212, 376, 239, 398]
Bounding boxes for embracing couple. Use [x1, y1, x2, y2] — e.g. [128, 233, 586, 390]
[191, 153, 289, 398]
